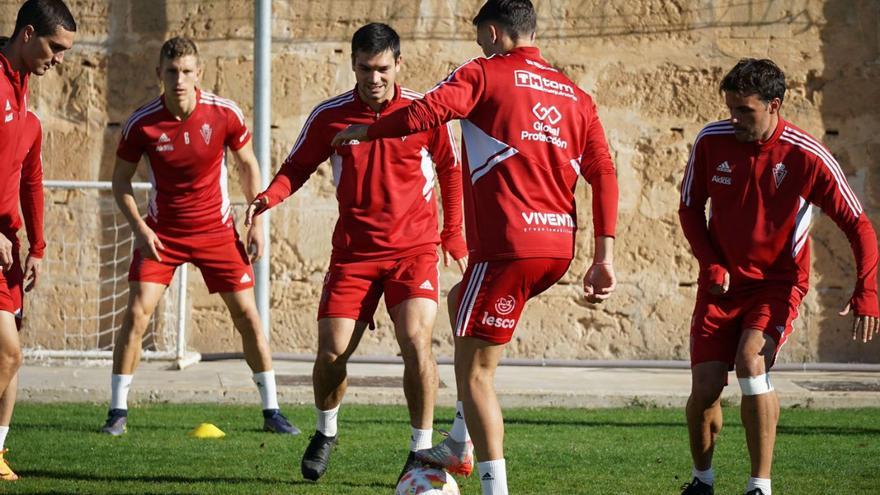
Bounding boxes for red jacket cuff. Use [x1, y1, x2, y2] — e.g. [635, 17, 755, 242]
[851, 290, 880, 318]
[28, 246, 45, 259]
[441, 232, 468, 260]
[255, 191, 278, 213]
[701, 264, 728, 287]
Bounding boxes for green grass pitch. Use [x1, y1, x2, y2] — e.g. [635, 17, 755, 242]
[2, 404, 877, 494]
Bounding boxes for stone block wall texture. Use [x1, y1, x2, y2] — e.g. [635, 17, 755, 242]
[3, 0, 878, 362]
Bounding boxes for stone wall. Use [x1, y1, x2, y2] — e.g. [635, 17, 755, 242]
[4, 0, 878, 362]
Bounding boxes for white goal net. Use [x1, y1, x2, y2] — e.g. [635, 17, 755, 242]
[21, 181, 192, 364]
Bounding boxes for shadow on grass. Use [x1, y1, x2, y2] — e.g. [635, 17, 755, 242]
[502, 417, 880, 437]
[20, 469, 289, 485]
[12, 423, 279, 435]
[19, 469, 395, 490]
[16, 417, 880, 437]
[776, 424, 880, 437]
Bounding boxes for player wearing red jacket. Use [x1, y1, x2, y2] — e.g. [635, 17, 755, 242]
[0, 1, 75, 481]
[678, 59, 878, 495]
[331, 3, 619, 494]
[100, 37, 299, 438]
[246, 23, 467, 482]
[0, 110, 43, 481]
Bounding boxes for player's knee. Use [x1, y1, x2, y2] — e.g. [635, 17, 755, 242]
[690, 387, 723, 409]
[126, 303, 154, 332]
[400, 342, 434, 369]
[398, 331, 431, 356]
[231, 308, 261, 336]
[316, 348, 348, 369]
[0, 346, 22, 371]
[734, 351, 767, 378]
[462, 365, 493, 390]
[229, 303, 259, 323]
[690, 375, 725, 406]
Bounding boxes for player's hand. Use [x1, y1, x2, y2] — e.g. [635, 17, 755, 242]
[134, 225, 165, 262]
[839, 303, 879, 343]
[0, 235, 12, 272]
[23, 255, 42, 292]
[442, 248, 468, 274]
[709, 270, 730, 296]
[246, 219, 264, 262]
[584, 262, 616, 304]
[245, 197, 269, 227]
[331, 124, 370, 147]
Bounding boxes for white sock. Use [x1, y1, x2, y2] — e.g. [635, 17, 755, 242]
[747, 477, 771, 494]
[316, 405, 339, 437]
[478, 458, 508, 495]
[110, 374, 133, 410]
[410, 427, 433, 451]
[252, 370, 280, 410]
[450, 401, 470, 442]
[0, 426, 8, 450]
[693, 466, 714, 486]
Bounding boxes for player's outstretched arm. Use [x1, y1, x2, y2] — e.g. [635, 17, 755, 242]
[584, 236, 616, 304]
[334, 59, 487, 147]
[805, 152, 879, 343]
[112, 157, 164, 262]
[231, 140, 264, 261]
[832, 211, 879, 344]
[252, 107, 335, 222]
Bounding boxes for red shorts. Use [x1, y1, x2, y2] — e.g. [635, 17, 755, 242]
[454, 258, 571, 344]
[690, 284, 804, 369]
[0, 240, 23, 325]
[128, 230, 254, 294]
[318, 250, 439, 325]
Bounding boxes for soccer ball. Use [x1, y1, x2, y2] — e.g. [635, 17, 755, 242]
[395, 467, 460, 495]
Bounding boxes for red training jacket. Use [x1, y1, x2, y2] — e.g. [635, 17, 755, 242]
[0, 53, 45, 257]
[368, 46, 618, 262]
[679, 117, 879, 316]
[259, 85, 465, 263]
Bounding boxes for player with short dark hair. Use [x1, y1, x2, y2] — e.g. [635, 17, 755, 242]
[471, 0, 536, 40]
[11, 0, 76, 41]
[247, 22, 467, 483]
[678, 58, 878, 495]
[0, 0, 75, 480]
[331, 2, 619, 493]
[100, 36, 299, 438]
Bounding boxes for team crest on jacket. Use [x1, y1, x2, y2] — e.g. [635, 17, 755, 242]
[495, 296, 516, 316]
[200, 123, 212, 145]
[773, 162, 787, 187]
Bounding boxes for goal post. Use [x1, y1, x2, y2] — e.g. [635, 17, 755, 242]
[22, 180, 200, 369]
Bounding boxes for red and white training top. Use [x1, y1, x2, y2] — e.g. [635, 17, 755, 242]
[0, 53, 42, 253]
[117, 89, 251, 238]
[367, 46, 618, 262]
[679, 117, 879, 316]
[0, 110, 44, 258]
[259, 84, 465, 263]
